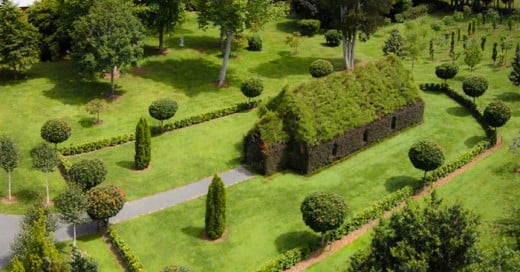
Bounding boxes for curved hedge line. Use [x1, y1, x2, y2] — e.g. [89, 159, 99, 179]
[107, 226, 145, 272]
[59, 101, 259, 156]
[256, 82, 497, 272]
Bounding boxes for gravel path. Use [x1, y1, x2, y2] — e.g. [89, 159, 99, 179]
[0, 167, 254, 269]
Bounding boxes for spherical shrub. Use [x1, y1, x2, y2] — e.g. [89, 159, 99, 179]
[408, 140, 445, 176]
[247, 34, 262, 51]
[86, 184, 125, 222]
[41, 119, 72, 146]
[435, 63, 458, 83]
[483, 100, 511, 128]
[240, 77, 264, 99]
[324, 29, 342, 47]
[462, 76, 488, 101]
[69, 158, 107, 192]
[148, 98, 178, 126]
[301, 191, 348, 234]
[297, 19, 321, 36]
[309, 59, 334, 78]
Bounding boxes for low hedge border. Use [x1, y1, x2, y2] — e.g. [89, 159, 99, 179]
[59, 101, 259, 156]
[256, 82, 497, 272]
[106, 226, 145, 272]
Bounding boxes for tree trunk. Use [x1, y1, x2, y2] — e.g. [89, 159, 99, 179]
[159, 26, 165, 53]
[110, 65, 117, 97]
[7, 171, 11, 201]
[219, 28, 225, 50]
[73, 224, 77, 247]
[342, 34, 356, 70]
[45, 172, 50, 205]
[217, 31, 233, 87]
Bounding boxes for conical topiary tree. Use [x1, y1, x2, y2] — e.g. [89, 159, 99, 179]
[509, 44, 520, 87]
[205, 175, 226, 240]
[134, 117, 151, 170]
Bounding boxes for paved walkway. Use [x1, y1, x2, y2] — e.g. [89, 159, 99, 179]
[0, 167, 254, 269]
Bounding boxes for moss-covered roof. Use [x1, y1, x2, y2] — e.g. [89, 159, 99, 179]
[256, 55, 422, 145]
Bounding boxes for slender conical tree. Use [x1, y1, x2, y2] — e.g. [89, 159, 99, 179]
[205, 175, 226, 240]
[509, 44, 520, 87]
[134, 117, 151, 170]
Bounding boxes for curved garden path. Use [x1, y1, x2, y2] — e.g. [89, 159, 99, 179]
[0, 167, 254, 269]
[286, 137, 504, 272]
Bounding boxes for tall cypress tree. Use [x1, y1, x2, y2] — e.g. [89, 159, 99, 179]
[509, 44, 520, 87]
[134, 117, 151, 170]
[205, 175, 226, 240]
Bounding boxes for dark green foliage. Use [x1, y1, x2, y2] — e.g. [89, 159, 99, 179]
[408, 140, 445, 179]
[139, 0, 184, 52]
[462, 76, 488, 102]
[324, 29, 341, 47]
[240, 77, 264, 100]
[30, 142, 59, 173]
[26, 0, 62, 61]
[300, 191, 347, 245]
[429, 39, 434, 60]
[86, 184, 125, 223]
[148, 98, 179, 127]
[247, 33, 262, 51]
[0, 135, 19, 200]
[40, 119, 72, 147]
[70, 246, 98, 272]
[470, 243, 520, 271]
[55, 186, 88, 226]
[435, 63, 459, 84]
[107, 226, 145, 272]
[509, 44, 520, 86]
[382, 29, 404, 57]
[162, 265, 192, 272]
[308, 59, 334, 78]
[0, 0, 40, 79]
[483, 100, 512, 129]
[134, 117, 151, 170]
[481, 36, 486, 51]
[457, 28, 460, 41]
[348, 193, 480, 272]
[296, 19, 320, 36]
[492, 42, 498, 64]
[68, 158, 107, 192]
[205, 175, 226, 240]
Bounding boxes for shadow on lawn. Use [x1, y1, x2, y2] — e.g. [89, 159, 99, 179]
[116, 161, 135, 170]
[275, 231, 316, 253]
[251, 52, 343, 78]
[464, 135, 487, 147]
[446, 106, 470, 117]
[276, 20, 298, 34]
[384, 175, 417, 192]
[494, 92, 520, 102]
[181, 225, 205, 240]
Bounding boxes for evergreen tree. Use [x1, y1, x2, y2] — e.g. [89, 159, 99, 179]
[509, 44, 520, 87]
[205, 175, 226, 240]
[492, 42, 498, 64]
[382, 29, 404, 57]
[134, 117, 151, 170]
[429, 39, 434, 61]
[457, 28, 461, 41]
[481, 36, 486, 51]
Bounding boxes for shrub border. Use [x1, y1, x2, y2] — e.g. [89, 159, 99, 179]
[106, 226, 145, 272]
[59, 101, 259, 156]
[255, 83, 496, 272]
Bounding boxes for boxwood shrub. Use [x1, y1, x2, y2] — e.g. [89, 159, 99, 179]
[324, 29, 342, 46]
[297, 19, 321, 36]
[107, 226, 145, 272]
[309, 59, 334, 78]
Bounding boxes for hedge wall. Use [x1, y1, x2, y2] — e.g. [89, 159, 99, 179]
[106, 226, 145, 272]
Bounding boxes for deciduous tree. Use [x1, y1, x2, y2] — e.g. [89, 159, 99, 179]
[68, 158, 107, 192]
[205, 175, 226, 240]
[0, 135, 19, 201]
[464, 42, 483, 71]
[30, 143, 59, 205]
[85, 99, 109, 124]
[54, 186, 88, 246]
[139, 0, 184, 52]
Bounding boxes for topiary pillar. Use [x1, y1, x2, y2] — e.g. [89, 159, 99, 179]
[205, 175, 226, 240]
[134, 117, 151, 170]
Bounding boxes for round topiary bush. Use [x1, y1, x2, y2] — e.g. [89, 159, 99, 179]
[240, 77, 264, 100]
[247, 34, 262, 51]
[483, 100, 511, 129]
[408, 140, 445, 179]
[324, 29, 342, 47]
[148, 98, 179, 127]
[86, 184, 125, 223]
[435, 63, 459, 84]
[309, 59, 334, 78]
[40, 119, 72, 147]
[68, 158, 107, 192]
[462, 76, 488, 102]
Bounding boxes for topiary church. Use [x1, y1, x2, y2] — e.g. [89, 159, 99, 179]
[243, 55, 425, 175]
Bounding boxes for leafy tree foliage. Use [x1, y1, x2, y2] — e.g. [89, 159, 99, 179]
[138, 0, 184, 52]
[240, 77, 264, 100]
[30, 142, 59, 205]
[509, 44, 520, 87]
[435, 63, 459, 84]
[86, 184, 125, 224]
[70, 246, 98, 272]
[382, 29, 404, 57]
[135, 117, 152, 170]
[148, 98, 179, 127]
[483, 100, 512, 129]
[408, 140, 445, 180]
[27, 0, 62, 61]
[285, 32, 302, 54]
[0, 135, 19, 201]
[301, 191, 348, 245]
[462, 75, 488, 103]
[402, 22, 426, 72]
[55, 186, 88, 246]
[247, 33, 263, 51]
[348, 193, 480, 272]
[68, 159, 107, 192]
[324, 29, 342, 47]
[470, 243, 520, 271]
[40, 119, 72, 148]
[0, 0, 40, 80]
[464, 42, 483, 71]
[71, 0, 145, 96]
[205, 175, 226, 240]
[85, 99, 109, 124]
[10, 207, 66, 271]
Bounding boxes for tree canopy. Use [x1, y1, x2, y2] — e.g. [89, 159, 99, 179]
[408, 140, 445, 179]
[86, 184, 126, 224]
[0, 135, 19, 201]
[137, 0, 184, 52]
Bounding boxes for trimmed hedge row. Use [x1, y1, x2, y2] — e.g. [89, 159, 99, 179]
[59, 101, 259, 156]
[256, 83, 497, 271]
[57, 153, 72, 181]
[107, 226, 145, 272]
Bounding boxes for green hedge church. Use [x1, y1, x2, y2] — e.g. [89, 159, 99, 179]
[243, 55, 424, 174]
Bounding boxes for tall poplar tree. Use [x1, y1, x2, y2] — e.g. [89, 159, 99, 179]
[134, 117, 151, 170]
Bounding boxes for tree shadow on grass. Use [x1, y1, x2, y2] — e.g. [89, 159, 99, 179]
[274, 231, 317, 253]
[116, 161, 135, 170]
[276, 20, 298, 33]
[15, 189, 43, 204]
[251, 51, 343, 78]
[464, 135, 488, 147]
[494, 92, 520, 102]
[446, 106, 470, 117]
[384, 175, 417, 192]
[181, 225, 205, 240]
